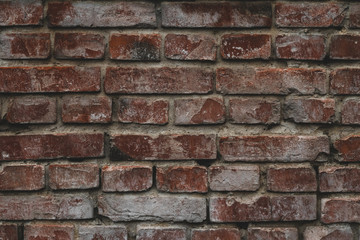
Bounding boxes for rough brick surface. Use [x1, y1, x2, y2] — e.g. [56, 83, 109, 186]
[342, 99, 360, 124]
[350, 4, 360, 28]
[78, 226, 127, 240]
[330, 68, 360, 95]
[321, 197, 360, 223]
[320, 166, 360, 192]
[0, 224, 18, 240]
[334, 135, 360, 162]
[192, 228, 241, 240]
[0, 1, 43, 26]
[330, 35, 360, 60]
[248, 227, 298, 240]
[24, 224, 74, 240]
[303, 225, 353, 240]
[137, 226, 186, 240]
[0, 165, 44, 191]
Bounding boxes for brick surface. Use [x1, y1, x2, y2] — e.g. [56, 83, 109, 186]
[303, 225, 353, 240]
[137, 226, 186, 240]
[192, 228, 241, 240]
[350, 4, 360, 28]
[24, 224, 74, 240]
[209, 165, 260, 191]
[6, 97, 56, 124]
[78, 225, 127, 240]
[0, 224, 18, 240]
[0, 165, 44, 191]
[54, 33, 105, 59]
[330, 68, 360, 95]
[0, 67, 100, 93]
[342, 99, 360, 124]
[248, 227, 298, 240]
[165, 34, 216, 61]
[0, 1, 43, 26]
[174, 97, 225, 125]
[320, 166, 360, 192]
[102, 165, 152, 192]
[156, 166, 208, 193]
[219, 135, 329, 162]
[322, 197, 360, 223]
[110, 134, 216, 161]
[49, 164, 99, 190]
[334, 135, 360, 162]
[330, 35, 360, 60]
[221, 34, 271, 60]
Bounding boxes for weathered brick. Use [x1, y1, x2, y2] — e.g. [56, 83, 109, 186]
[98, 194, 206, 222]
[165, 34, 216, 61]
[322, 197, 360, 223]
[221, 34, 271, 60]
[229, 98, 280, 124]
[0, 67, 100, 93]
[284, 98, 335, 123]
[0, 165, 44, 191]
[219, 135, 329, 162]
[6, 97, 56, 124]
[24, 224, 74, 240]
[350, 4, 360, 28]
[118, 98, 168, 125]
[105, 67, 213, 94]
[248, 227, 298, 240]
[0, 133, 104, 161]
[303, 225, 353, 240]
[102, 166, 152, 192]
[276, 35, 325, 60]
[267, 167, 317, 192]
[62, 96, 112, 123]
[216, 68, 326, 95]
[320, 166, 360, 192]
[110, 34, 161, 61]
[111, 134, 216, 161]
[174, 97, 225, 125]
[137, 226, 186, 240]
[156, 166, 207, 193]
[0, 224, 18, 240]
[49, 164, 99, 190]
[209, 165, 260, 191]
[342, 99, 360, 124]
[334, 135, 360, 162]
[192, 228, 241, 240]
[330, 35, 360, 60]
[0, 1, 43, 26]
[0, 195, 93, 220]
[78, 225, 127, 240]
[275, 3, 345, 27]
[330, 68, 360, 95]
[0, 33, 50, 59]
[54, 33, 105, 59]
[162, 2, 271, 28]
[48, 2, 156, 27]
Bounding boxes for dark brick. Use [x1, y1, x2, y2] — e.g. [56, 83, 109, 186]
[0, 1, 43, 26]
[330, 35, 360, 60]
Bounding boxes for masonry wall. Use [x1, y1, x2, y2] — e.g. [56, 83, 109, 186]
[0, 0, 360, 239]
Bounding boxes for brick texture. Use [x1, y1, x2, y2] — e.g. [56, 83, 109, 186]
[0, 165, 44, 191]
[0, 1, 43, 26]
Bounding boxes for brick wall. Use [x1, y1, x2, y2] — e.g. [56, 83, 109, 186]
[0, 1, 359, 239]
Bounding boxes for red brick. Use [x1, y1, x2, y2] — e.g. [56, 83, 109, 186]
[275, 3, 345, 27]
[342, 99, 360, 124]
[165, 34, 216, 61]
[334, 135, 360, 162]
[137, 226, 186, 240]
[0, 33, 50, 59]
[98, 195, 206, 222]
[54, 33, 105, 59]
[209, 165, 260, 191]
[24, 224, 74, 240]
[49, 164, 99, 190]
[48, 2, 156, 27]
[216, 68, 326, 95]
[118, 98, 168, 124]
[321, 197, 360, 223]
[350, 4, 360, 28]
[219, 135, 329, 162]
[0, 1, 43, 26]
[0, 165, 44, 191]
[156, 166, 207, 193]
[229, 98, 280, 124]
[221, 34, 271, 60]
[79, 226, 127, 240]
[267, 167, 317, 192]
[284, 98, 335, 123]
[0, 224, 18, 240]
[105, 67, 213, 94]
[174, 97, 225, 125]
[62, 96, 112, 123]
[162, 2, 271, 28]
[0, 133, 104, 161]
[111, 134, 216, 161]
[303, 225, 353, 240]
[330, 68, 360, 95]
[276, 35, 325, 60]
[102, 165, 152, 192]
[192, 228, 241, 240]
[320, 167, 360, 192]
[248, 227, 298, 240]
[0, 195, 93, 220]
[6, 97, 56, 124]
[0, 67, 100, 93]
[330, 35, 360, 60]
[110, 34, 161, 61]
